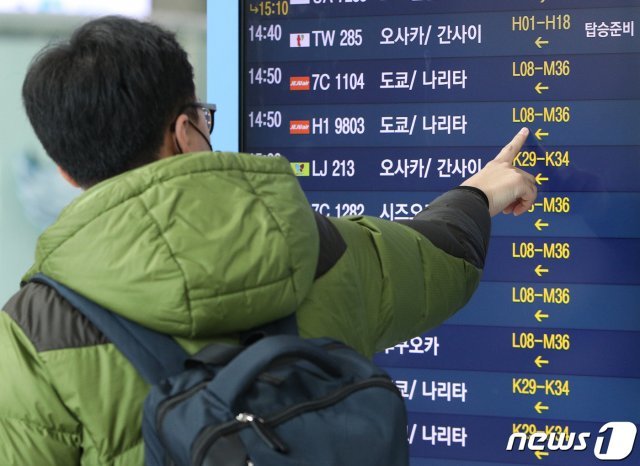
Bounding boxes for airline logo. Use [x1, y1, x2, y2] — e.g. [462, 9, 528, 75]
[290, 33, 311, 48]
[290, 76, 311, 91]
[290, 0, 310, 4]
[291, 163, 310, 177]
[289, 120, 311, 135]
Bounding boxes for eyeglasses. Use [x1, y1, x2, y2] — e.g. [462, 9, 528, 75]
[195, 102, 216, 134]
[180, 102, 217, 135]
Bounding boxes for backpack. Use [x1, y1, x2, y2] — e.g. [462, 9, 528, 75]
[32, 274, 409, 466]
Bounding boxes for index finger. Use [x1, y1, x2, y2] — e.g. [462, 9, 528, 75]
[494, 127, 530, 163]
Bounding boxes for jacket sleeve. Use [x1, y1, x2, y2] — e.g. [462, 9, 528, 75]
[315, 187, 490, 356]
[397, 186, 490, 268]
[0, 311, 81, 466]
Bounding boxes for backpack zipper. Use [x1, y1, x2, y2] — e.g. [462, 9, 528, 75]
[191, 377, 400, 465]
[235, 413, 289, 453]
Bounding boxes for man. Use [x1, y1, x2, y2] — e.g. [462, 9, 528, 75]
[0, 16, 536, 465]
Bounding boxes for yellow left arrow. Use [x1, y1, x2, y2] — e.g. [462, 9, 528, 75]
[535, 37, 550, 48]
[535, 174, 549, 185]
[535, 129, 549, 140]
[535, 219, 550, 231]
[535, 310, 550, 322]
[535, 451, 550, 460]
[535, 401, 549, 414]
[535, 265, 550, 277]
[535, 82, 549, 94]
[535, 356, 549, 368]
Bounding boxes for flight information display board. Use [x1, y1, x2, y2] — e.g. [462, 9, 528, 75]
[240, 1, 640, 464]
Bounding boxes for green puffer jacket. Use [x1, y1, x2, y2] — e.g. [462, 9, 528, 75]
[0, 152, 483, 465]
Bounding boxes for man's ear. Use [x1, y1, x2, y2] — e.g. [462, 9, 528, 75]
[173, 113, 192, 154]
[57, 166, 80, 188]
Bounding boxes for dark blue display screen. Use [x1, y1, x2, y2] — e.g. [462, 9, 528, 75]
[241, 1, 640, 464]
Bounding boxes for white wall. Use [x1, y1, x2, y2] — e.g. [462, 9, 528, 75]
[0, 36, 52, 304]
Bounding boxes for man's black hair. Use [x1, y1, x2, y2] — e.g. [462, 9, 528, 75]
[22, 16, 196, 187]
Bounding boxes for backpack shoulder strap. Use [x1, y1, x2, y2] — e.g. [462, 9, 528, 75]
[30, 274, 188, 385]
